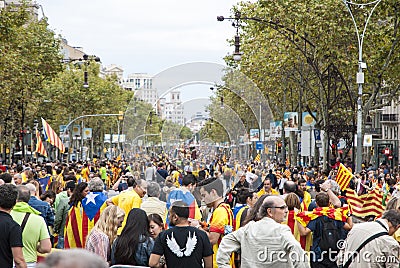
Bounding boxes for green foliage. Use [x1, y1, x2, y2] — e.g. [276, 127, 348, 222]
[0, 2, 63, 151]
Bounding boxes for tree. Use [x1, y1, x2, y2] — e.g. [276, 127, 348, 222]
[0, 2, 63, 161]
[219, 0, 400, 168]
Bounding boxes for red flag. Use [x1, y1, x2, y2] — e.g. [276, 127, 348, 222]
[41, 118, 65, 153]
[35, 130, 47, 157]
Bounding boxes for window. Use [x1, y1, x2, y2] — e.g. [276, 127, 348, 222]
[149, 79, 152, 89]
[144, 79, 148, 89]
[135, 79, 141, 88]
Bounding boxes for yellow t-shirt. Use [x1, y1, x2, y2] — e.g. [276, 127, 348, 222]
[257, 188, 279, 197]
[111, 189, 142, 234]
[209, 203, 233, 268]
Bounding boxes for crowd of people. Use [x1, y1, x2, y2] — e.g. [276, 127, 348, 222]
[0, 155, 400, 268]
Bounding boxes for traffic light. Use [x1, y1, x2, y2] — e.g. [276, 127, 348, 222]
[277, 142, 282, 154]
[370, 147, 374, 156]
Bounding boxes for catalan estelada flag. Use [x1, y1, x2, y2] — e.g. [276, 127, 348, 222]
[64, 192, 107, 248]
[345, 188, 385, 218]
[166, 189, 201, 226]
[295, 206, 350, 227]
[336, 163, 353, 190]
[41, 118, 65, 153]
[35, 129, 47, 157]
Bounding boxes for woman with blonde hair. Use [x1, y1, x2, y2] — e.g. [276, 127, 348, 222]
[85, 205, 125, 263]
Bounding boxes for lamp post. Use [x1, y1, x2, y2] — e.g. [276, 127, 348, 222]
[64, 55, 101, 88]
[342, 0, 382, 172]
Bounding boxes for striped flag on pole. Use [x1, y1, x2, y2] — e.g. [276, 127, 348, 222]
[35, 130, 47, 157]
[345, 188, 385, 218]
[254, 153, 260, 162]
[41, 118, 65, 153]
[336, 163, 353, 190]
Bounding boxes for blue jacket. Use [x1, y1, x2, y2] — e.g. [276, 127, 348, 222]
[28, 196, 54, 227]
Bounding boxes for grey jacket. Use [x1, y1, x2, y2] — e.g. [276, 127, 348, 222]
[216, 217, 310, 268]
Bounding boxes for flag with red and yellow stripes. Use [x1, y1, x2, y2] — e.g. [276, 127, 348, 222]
[345, 188, 385, 218]
[284, 168, 291, 178]
[41, 118, 65, 153]
[336, 163, 353, 190]
[64, 192, 107, 248]
[254, 153, 260, 162]
[295, 206, 350, 227]
[286, 210, 313, 251]
[35, 129, 47, 157]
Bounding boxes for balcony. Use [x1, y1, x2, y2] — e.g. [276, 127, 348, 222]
[380, 114, 399, 123]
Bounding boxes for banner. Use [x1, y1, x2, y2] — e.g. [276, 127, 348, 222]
[270, 121, 283, 138]
[249, 129, 260, 142]
[83, 128, 92, 139]
[284, 112, 299, 131]
[104, 134, 111, 143]
[302, 112, 317, 127]
[72, 125, 81, 136]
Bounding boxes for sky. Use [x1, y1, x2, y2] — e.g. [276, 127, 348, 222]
[37, 0, 246, 119]
[38, 0, 241, 76]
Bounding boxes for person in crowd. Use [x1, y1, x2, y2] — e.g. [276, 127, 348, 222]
[36, 249, 108, 268]
[233, 189, 258, 230]
[297, 192, 352, 268]
[13, 174, 23, 185]
[0, 173, 12, 184]
[297, 178, 312, 211]
[85, 205, 125, 263]
[11, 185, 51, 267]
[107, 177, 147, 233]
[198, 177, 234, 268]
[241, 194, 269, 226]
[141, 181, 167, 220]
[40, 190, 56, 207]
[337, 209, 400, 268]
[284, 193, 312, 251]
[149, 201, 213, 268]
[25, 183, 54, 228]
[64, 182, 89, 248]
[53, 181, 75, 249]
[111, 208, 154, 266]
[0, 184, 27, 268]
[145, 162, 156, 181]
[166, 174, 202, 226]
[217, 195, 309, 268]
[257, 177, 279, 197]
[148, 213, 164, 239]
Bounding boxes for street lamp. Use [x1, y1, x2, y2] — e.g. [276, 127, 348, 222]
[64, 54, 101, 89]
[342, 0, 382, 172]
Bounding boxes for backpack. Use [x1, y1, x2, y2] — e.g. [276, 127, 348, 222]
[318, 216, 341, 252]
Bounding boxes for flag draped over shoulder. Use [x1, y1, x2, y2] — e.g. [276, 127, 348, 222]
[35, 129, 48, 157]
[41, 118, 65, 153]
[345, 188, 385, 218]
[295, 206, 350, 227]
[64, 192, 107, 248]
[336, 163, 353, 190]
[286, 210, 313, 251]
